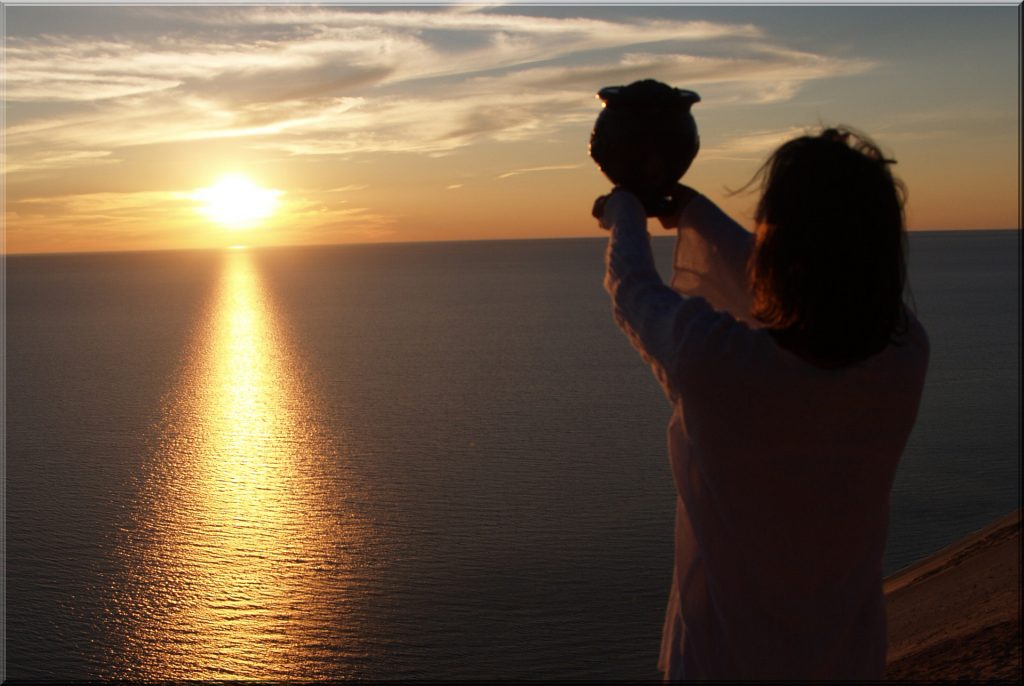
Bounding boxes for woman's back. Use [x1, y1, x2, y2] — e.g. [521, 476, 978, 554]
[661, 301, 929, 678]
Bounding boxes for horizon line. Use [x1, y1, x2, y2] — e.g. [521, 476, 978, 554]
[3, 226, 1020, 259]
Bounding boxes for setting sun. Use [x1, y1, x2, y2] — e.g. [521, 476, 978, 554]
[193, 174, 282, 229]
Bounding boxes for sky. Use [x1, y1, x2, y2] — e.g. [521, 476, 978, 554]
[2, 2, 1020, 254]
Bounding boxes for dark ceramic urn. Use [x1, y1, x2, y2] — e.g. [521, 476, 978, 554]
[590, 79, 700, 211]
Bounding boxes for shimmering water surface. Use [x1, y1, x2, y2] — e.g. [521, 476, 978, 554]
[4, 232, 1019, 680]
[108, 253, 371, 680]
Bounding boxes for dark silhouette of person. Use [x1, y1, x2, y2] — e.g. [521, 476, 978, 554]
[594, 127, 929, 680]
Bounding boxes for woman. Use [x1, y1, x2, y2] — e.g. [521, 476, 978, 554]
[595, 128, 929, 680]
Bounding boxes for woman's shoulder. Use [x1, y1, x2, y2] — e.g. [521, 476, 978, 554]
[902, 307, 930, 351]
[892, 307, 931, 377]
[674, 301, 766, 373]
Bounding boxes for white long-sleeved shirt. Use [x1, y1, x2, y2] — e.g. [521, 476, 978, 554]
[602, 191, 930, 680]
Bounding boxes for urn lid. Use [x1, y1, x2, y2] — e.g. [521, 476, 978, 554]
[597, 79, 700, 110]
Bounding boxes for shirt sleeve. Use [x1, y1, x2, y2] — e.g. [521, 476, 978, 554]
[668, 194, 756, 325]
[602, 191, 717, 401]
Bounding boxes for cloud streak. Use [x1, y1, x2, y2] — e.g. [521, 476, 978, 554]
[497, 164, 582, 179]
[5, 7, 871, 171]
[698, 125, 814, 161]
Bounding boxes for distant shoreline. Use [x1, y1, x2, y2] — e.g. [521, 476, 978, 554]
[885, 508, 1021, 680]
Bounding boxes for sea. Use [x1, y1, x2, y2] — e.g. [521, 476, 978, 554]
[3, 230, 1019, 680]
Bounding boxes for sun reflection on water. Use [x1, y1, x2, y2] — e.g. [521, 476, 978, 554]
[110, 251, 365, 680]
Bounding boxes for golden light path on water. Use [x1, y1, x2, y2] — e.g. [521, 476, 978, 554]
[110, 251, 368, 680]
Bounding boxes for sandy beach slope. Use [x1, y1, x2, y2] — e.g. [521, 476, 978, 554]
[885, 508, 1021, 680]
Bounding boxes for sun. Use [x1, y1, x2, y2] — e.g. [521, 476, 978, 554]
[193, 174, 282, 229]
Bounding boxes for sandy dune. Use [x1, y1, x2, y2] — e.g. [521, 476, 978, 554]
[885, 508, 1021, 681]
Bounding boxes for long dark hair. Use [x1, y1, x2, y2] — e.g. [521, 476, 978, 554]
[746, 127, 909, 365]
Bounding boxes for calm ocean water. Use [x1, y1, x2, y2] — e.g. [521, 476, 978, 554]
[3, 231, 1019, 680]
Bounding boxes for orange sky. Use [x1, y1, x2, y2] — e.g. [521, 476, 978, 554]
[3, 4, 1019, 254]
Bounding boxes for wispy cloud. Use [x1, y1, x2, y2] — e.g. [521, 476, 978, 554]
[478, 47, 874, 104]
[4, 7, 867, 172]
[4, 189, 200, 251]
[699, 126, 814, 161]
[497, 164, 582, 179]
[3, 149, 120, 174]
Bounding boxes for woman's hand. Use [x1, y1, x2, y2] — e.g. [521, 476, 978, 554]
[592, 187, 646, 231]
[596, 184, 699, 229]
[592, 191, 614, 224]
[655, 184, 699, 229]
